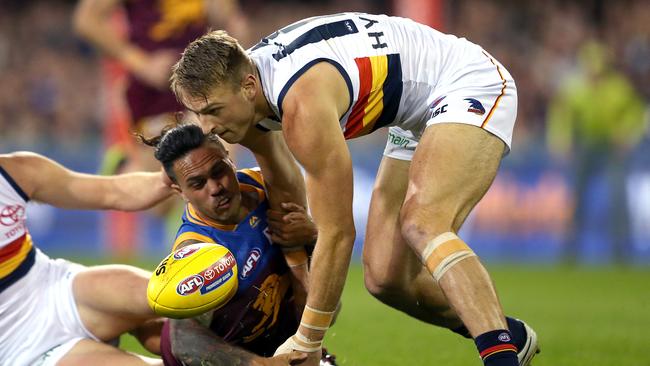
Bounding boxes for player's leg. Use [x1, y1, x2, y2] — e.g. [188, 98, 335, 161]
[362, 154, 462, 329]
[73, 264, 158, 342]
[58, 338, 162, 366]
[400, 122, 520, 364]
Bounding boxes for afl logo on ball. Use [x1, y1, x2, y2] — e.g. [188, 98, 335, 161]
[173, 246, 200, 260]
[0, 205, 25, 226]
[176, 275, 204, 296]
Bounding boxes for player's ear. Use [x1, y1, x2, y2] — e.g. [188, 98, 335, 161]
[171, 184, 188, 202]
[241, 73, 256, 100]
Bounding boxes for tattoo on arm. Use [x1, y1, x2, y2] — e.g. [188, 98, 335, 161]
[169, 317, 262, 366]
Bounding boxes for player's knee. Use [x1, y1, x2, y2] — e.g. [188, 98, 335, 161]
[362, 261, 404, 300]
[399, 197, 451, 248]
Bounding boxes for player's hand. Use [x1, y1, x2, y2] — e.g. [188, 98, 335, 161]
[267, 202, 317, 247]
[302, 351, 321, 366]
[130, 50, 178, 90]
[263, 351, 308, 365]
[274, 336, 321, 365]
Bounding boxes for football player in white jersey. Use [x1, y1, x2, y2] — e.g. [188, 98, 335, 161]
[0, 152, 172, 366]
[170, 13, 539, 366]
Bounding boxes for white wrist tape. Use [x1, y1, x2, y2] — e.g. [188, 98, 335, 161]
[273, 330, 322, 355]
[300, 305, 335, 331]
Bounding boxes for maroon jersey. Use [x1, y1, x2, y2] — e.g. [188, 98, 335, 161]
[160, 171, 300, 365]
[123, 0, 208, 123]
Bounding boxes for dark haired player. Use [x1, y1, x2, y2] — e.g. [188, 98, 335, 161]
[143, 124, 337, 365]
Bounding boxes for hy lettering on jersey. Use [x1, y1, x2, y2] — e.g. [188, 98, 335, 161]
[344, 16, 402, 139]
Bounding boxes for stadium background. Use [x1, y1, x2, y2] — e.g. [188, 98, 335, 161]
[1, 0, 649, 365]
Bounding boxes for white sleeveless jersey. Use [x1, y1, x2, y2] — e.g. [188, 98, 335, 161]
[0, 166, 93, 366]
[250, 12, 482, 139]
[0, 166, 34, 283]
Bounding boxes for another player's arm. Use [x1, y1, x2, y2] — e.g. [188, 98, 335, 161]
[170, 314, 279, 366]
[0, 152, 172, 211]
[204, 0, 250, 45]
[73, 0, 138, 71]
[267, 202, 318, 315]
[240, 130, 311, 310]
[279, 62, 355, 356]
[73, 0, 173, 88]
[240, 130, 306, 209]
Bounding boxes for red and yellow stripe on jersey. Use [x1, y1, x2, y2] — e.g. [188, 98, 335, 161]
[0, 233, 35, 291]
[344, 53, 403, 139]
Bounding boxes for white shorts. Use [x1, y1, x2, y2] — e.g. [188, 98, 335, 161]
[384, 49, 517, 161]
[0, 249, 97, 366]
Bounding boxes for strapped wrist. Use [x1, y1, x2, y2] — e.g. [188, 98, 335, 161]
[300, 305, 335, 332]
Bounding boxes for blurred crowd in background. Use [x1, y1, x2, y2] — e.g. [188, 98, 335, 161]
[0, 0, 648, 264]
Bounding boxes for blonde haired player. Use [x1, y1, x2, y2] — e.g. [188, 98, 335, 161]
[171, 13, 539, 366]
[0, 152, 172, 366]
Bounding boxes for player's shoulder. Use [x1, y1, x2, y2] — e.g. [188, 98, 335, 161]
[173, 222, 216, 252]
[237, 168, 265, 190]
[0, 152, 52, 199]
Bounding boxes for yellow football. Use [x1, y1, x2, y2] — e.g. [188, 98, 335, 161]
[147, 243, 238, 318]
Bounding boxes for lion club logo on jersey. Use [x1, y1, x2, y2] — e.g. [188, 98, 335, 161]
[199, 252, 236, 294]
[465, 98, 486, 115]
[241, 248, 262, 279]
[173, 245, 200, 260]
[0, 205, 25, 226]
[176, 274, 204, 296]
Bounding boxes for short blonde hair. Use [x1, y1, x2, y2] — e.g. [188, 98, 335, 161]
[171, 30, 252, 102]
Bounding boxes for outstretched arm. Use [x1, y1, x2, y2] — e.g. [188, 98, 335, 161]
[275, 62, 355, 362]
[0, 152, 172, 211]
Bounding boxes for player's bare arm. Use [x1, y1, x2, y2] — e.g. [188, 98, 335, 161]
[204, 0, 249, 45]
[240, 128, 312, 312]
[0, 152, 172, 211]
[169, 315, 307, 366]
[267, 201, 318, 313]
[73, 0, 142, 70]
[240, 130, 307, 211]
[266, 202, 317, 247]
[278, 62, 354, 359]
[73, 0, 176, 89]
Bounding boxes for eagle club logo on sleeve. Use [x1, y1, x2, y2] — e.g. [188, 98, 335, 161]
[173, 245, 200, 260]
[175, 252, 237, 296]
[241, 248, 262, 279]
[464, 98, 486, 115]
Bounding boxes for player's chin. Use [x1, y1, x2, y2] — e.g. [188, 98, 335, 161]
[222, 131, 244, 144]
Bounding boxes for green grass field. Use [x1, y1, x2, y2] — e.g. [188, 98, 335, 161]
[118, 263, 650, 366]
